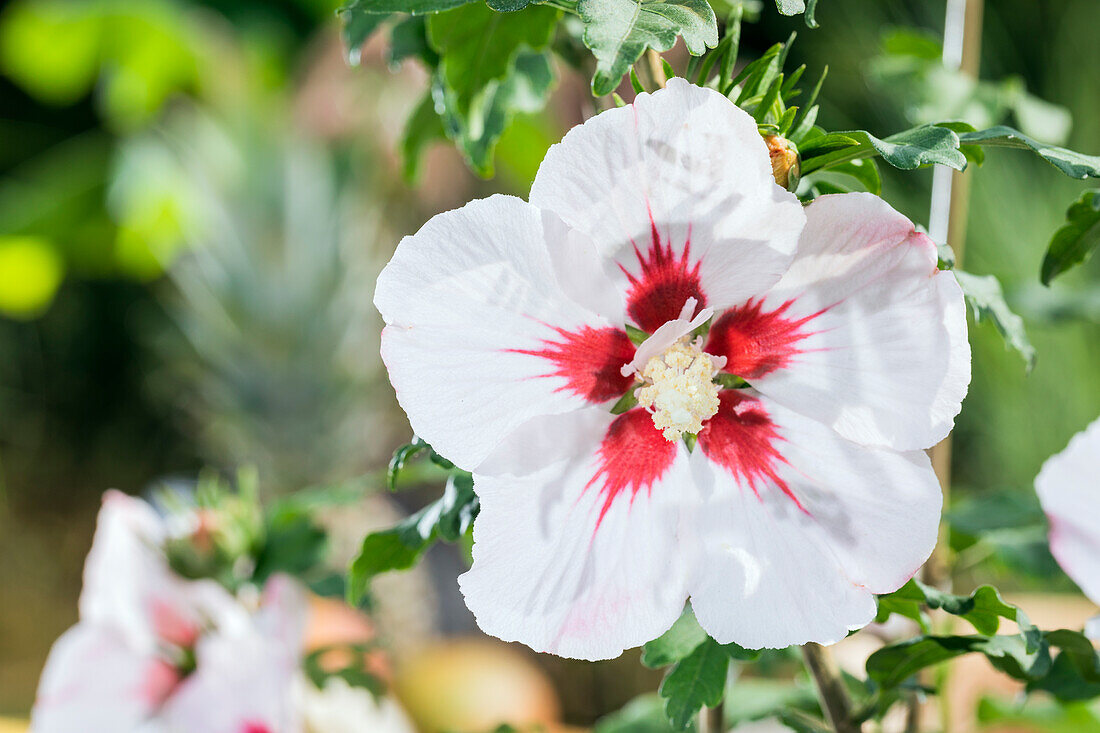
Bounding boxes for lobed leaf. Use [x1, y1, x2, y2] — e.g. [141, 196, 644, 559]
[579, 0, 718, 96]
[954, 270, 1036, 370]
[642, 607, 709, 668]
[957, 125, 1100, 180]
[659, 638, 730, 730]
[347, 473, 478, 603]
[1041, 189, 1100, 285]
[801, 125, 967, 174]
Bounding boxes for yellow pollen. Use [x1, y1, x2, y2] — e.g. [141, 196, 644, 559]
[635, 338, 721, 442]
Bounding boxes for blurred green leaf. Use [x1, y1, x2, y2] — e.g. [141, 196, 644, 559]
[1042, 189, 1100, 285]
[594, 694, 696, 733]
[387, 438, 431, 491]
[876, 579, 1040, 647]
[659, 638, 729, 730]
[435, 50, 556, 176]
[954, 270, 1036, 370]
[388, 15, 438, 67]
[0, 0, 102, 104]
[579, 0, 717, 96]
[253, 505, 328, 584]
[866, 634, 1051, 689]
[347, 472, 478, 604]
[340, 0, 475, 13]
[337, 4, 391, 65]
[428, 3, 558, 115]
[958, 126, 1100, 180]
[401, 92, 448, 181]
[1030, 629, 1100, 702]
[0, 235, 64, 319]
[978, 697, 1100, 733]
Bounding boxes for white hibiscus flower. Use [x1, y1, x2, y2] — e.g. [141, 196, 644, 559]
[31, 491, 305, 733]
[1035, 417, 1100, 639]
[375, 79, 971, 659]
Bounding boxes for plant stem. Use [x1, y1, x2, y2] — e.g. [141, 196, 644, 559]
[801, 643, 860, 733]
[646, 49, 668, 88]
[697, 702, 724, 733]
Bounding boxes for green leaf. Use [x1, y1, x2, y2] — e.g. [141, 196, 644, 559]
[773, 0, 819, 28]
[801, 125, 967, 175]
[957, 126, 1100, 180]
[1042, 189, 1100, 285]
[659, 638, 729, 730]
[337, 5, 391, 65]
[388, 15, 439, 67]
[487, 0, 533, 9]
[253, 505, 328, 584]
[388, 438, 431, 490]
[866, 634, 1051, 690]
[434, 50, 555, 176]
[954, 270, 1036, 370]
[428, 3, 558, 115]
[340, 0, 475, 13]
[1025, 629, 1100, 702]
[347, 473, 478, 603]
[642, 607, 708, 668]
[400, 92, 447, 181]
[594, 694, 696, 733]
[579, 0, 718, 96]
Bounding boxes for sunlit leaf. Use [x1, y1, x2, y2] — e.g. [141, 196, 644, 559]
[642, 607, 708, 668]
[801, 125, 967, 174]
[579, 0, 718, 96]
[957, 126, 1100, 180]
[659, 638, 729, 730]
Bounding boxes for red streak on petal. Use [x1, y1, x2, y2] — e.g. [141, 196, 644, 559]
[586, 408, 678, 525]
[622, 222, 706, 333]
[509, 325, 635, 403]
[705, 298, 820, 380]
[241, 724, 272, 733]
[139, 658, 182, 707]
[698, 391, 805, 512]
[149, 598, 201, 650]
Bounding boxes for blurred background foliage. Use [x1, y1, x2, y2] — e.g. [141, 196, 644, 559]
[0, 0, 1098, 725]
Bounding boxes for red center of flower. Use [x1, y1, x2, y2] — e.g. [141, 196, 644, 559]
[705, 298, 820, 380]
[587, 408, 679, 524]
[511, 325, 636, 403]
[698, 391, 805, 511]
[622, 223, 706, 333]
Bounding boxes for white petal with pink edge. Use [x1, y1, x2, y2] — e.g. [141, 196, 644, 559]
[707, 193, 970, 451]
[687, 390, 941, 649]
[79, 491, 248, 653]
[375, 195, 635, 472]
[31, 624, 176, 733]
[459, 407, 696, 660]
[1036, 416, 1100, 608]
[529, 78, 804, 333]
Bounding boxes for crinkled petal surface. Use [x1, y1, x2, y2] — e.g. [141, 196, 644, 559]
[1036, 417, 1100, 606]
[32, 624, 175, 733]
[375, 195, 632, 471]
[706, 193, 970, 451]
[530, 78, 804, 332]
[688, 391, 941, 649]
[459, 408, 695, 660]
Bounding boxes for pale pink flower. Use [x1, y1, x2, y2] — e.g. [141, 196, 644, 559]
[31, 491, 304, 733]
[1036, 417, 1100, 638]
[375, 79, 970, 659]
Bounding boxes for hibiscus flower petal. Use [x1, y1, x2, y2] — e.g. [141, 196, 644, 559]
[1036, 417, 1100, 606]
[529, 78, 804, 332]
[32, 624, 174, 732]
[375, 195, 632, 471]
[459, 407, 695, 660]
[689, 390, 941, 649]
[707, 192, 969, 451]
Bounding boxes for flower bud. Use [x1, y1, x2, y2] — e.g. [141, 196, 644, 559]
[763, 134, 800, 192]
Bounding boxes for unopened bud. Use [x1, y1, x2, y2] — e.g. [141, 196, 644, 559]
[764, 134, 800, 192]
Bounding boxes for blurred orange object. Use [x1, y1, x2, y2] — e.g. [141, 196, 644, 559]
[304, 594, 391, 682]
[394, 639, 562, 733]
[0, 718, 27, 733]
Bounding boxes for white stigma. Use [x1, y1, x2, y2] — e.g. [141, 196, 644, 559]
[635, 337, 724, 442]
